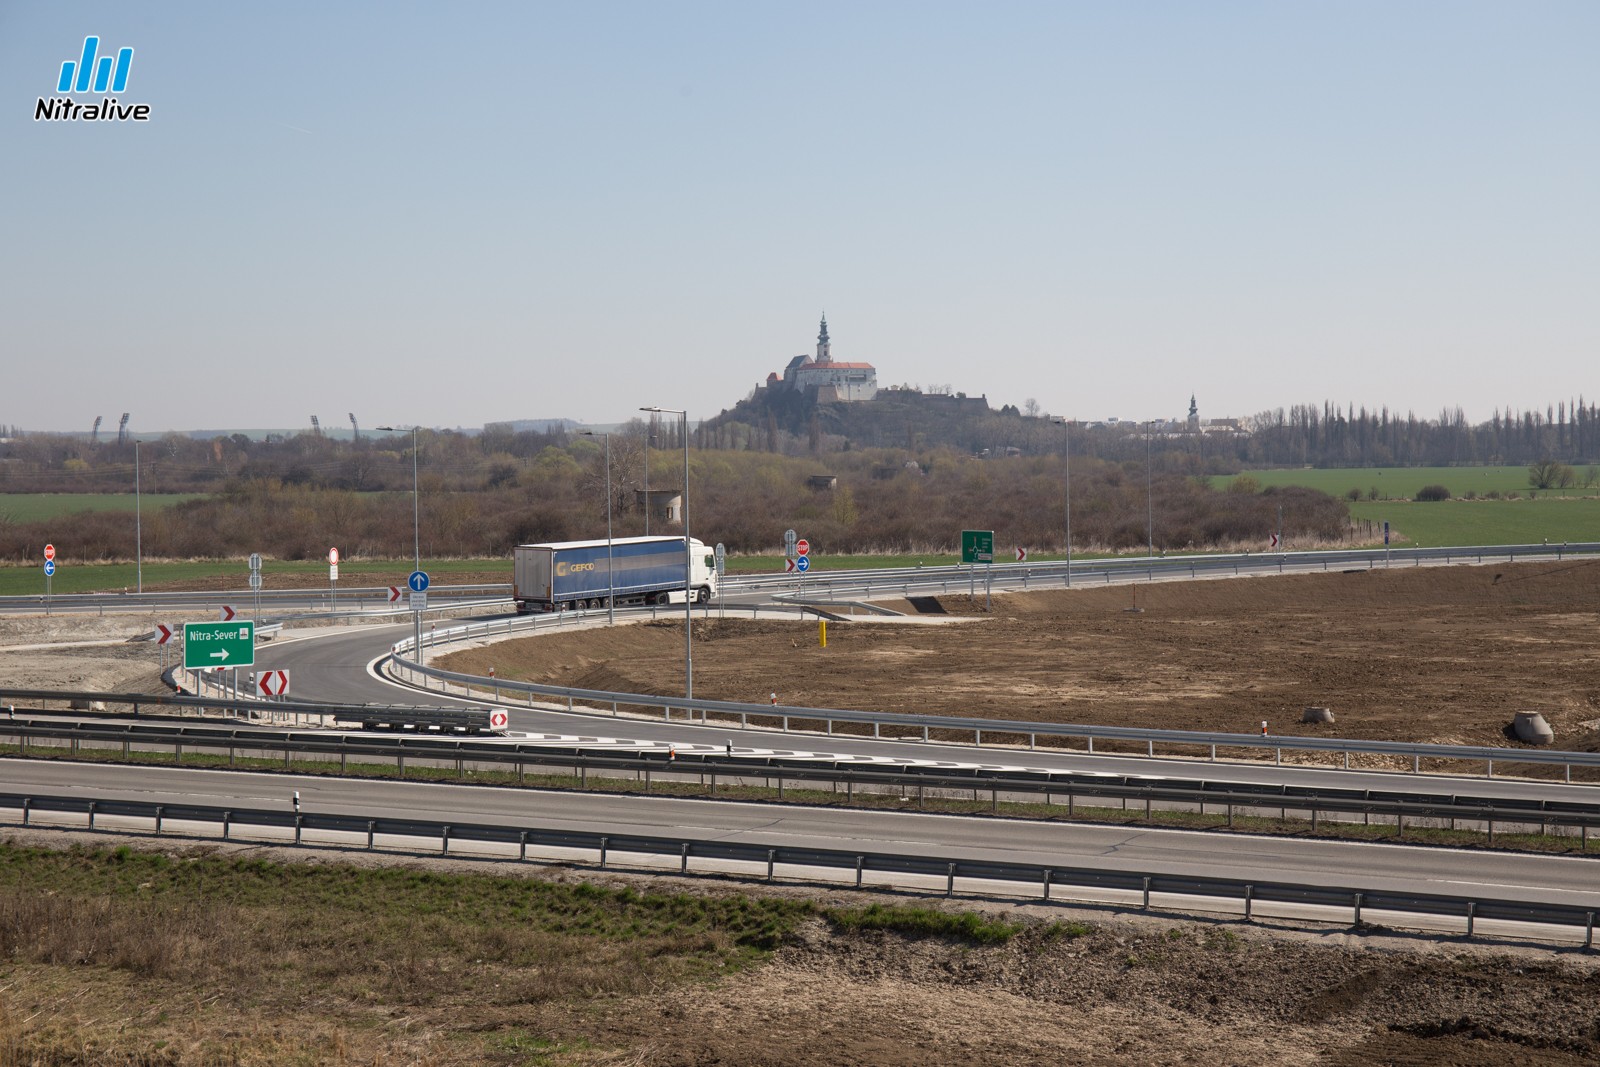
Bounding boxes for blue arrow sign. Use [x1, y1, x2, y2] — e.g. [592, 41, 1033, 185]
[795, 556, 809, 573]
[408, 570, 429, 592]
[43, 560, 55, 577]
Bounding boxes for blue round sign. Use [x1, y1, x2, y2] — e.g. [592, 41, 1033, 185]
[795, 556, 810, 573]
[408, 570, 430, 592]
[43, 559, 55, 577]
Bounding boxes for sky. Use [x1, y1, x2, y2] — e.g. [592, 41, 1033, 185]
[4, 2, 1596, 434]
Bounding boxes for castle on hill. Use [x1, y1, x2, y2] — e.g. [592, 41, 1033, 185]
[759, 317, 878, 403]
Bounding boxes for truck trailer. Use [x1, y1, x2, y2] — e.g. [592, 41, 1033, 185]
[512, 536, 717, 614]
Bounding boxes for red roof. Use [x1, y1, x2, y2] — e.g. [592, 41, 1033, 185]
[805, 361, 875, 370]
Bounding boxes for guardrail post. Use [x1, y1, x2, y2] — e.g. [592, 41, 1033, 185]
[1586, 912, 1594, 950]
[88, 801, 95, 831]
[1146, 739, 1153, 757]
[521, 831, 529, 862]
[1227, 803, 1233, 828]
[122, 739, 129, 759]
[1142, 876, 1151, 910]
[598, 836, 607, 867]
[21, 798, 30, 827]
[229, 745, 235, 768]
[680, 842, 690, 874]
[1354, 892, 1363, 927]
[397, 756, 405, 778]
[975, 729, 982, 747]
[855, 856, 864, 888]
[1486, 759, 1493, 779]
[1487, 817, 1494, 845]
[155, 806, 163, 835]
[1244, 885, 1254, 922]
[1396, 814, 1404, 839]
[767, 849, 776, 883]
[1042, 870, 1051, 900]
[1311, 808, 1318, 833]
[946, 863, 956, 898]
[284, 747, 291, 769]
[1465, 901, 1475, 938]
[441, 826, 450, 855]
[1087, 737, 1094, 754]
[1210, 744, 1216, 761]
[367, 821, 376, 850]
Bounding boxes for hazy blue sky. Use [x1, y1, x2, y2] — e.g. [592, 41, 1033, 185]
[5, 3, 1596, 434]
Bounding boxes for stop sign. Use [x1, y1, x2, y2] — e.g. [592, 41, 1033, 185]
[795, 539, 810, 557]
[43, 544, 55, 561]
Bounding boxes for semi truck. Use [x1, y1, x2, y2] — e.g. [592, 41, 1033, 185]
[512, 536, 717, 614]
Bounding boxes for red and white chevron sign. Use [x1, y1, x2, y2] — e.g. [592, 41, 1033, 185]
[155, 624, 173, 645]
[219, 605, 237, 622]
[1015, 546, 1028, 562]
[388, 586, 403, 602]
[488, 709, 509, 730]
[256, 670, 290, 696]
[785, 558, 797, 573]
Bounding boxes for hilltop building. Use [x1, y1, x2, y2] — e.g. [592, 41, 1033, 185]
[761, 317, 878, 402]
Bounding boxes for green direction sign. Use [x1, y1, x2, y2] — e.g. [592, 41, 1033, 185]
[183, 621, 256, 670]
[961, 529, 994, 564]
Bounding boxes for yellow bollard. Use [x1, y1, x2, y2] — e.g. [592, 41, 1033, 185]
[819, 619, 827, 647]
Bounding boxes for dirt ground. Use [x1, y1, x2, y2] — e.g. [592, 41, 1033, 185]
[442, 560, 1600, 753]
[3, 828, 1598, 1067]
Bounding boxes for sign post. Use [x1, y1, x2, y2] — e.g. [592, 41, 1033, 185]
[714, 543, 726, 618]
[328, 548, 340, 611]
[960, 530, 993, 607]
[409, 570, 429, 665]
[43, 549, 56, 615]
[249, 552, 263, 621]
[183, 621, 256, 672]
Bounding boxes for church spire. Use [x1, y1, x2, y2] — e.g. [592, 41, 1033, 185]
[817, 314, 832, 363]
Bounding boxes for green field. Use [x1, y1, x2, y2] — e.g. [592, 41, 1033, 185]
[0, 557, 511, 597]
[1349, 497, 1600, 548]
[1211, 466, 1600, 499]
[0, 492, 205, 523]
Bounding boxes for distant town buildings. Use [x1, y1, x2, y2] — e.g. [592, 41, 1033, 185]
[761, 317, 878, 402]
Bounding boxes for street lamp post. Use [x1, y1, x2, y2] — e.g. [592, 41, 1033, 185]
[643, 431, 658, 537]
[579, 430, 616, 624]
[1052, 417, 1071, 587]
[641, 406, 692, 702]
[1146, 426, 1155, 558]
[133, 438, 143, 594]
[377, 425, 423, 657]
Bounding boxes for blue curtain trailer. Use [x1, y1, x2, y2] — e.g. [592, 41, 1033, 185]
[512, 536, 716, 613]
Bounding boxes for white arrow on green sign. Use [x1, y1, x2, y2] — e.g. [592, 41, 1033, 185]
[183, 620, 256, 670]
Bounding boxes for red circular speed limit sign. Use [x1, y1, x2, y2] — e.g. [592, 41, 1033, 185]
[795, 539, 810, 557]
[328, 547, 340, 565]
[43, 544, 55, 561]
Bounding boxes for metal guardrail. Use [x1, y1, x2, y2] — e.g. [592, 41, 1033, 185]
[722, 543, 1600, 599]
[385, 651, 1600, 783]
[0, 788, 1592, 947]
[0, 687, 495, 733]
[2, 715, 1597, 844]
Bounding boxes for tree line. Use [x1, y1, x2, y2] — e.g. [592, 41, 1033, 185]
[0, 432, 1348, 564]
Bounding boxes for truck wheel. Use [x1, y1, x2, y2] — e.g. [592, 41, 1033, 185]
[696, 587, 710, 604]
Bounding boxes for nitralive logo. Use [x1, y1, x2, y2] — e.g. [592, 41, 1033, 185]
[34, 36, 150, 122]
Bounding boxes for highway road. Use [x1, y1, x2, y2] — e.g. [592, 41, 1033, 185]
[6, 760, 1598, 911]
[252, 619, 1600, 809]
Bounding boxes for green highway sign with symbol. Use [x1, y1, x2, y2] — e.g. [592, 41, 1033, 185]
[960, 530, 994, 564]
[183, 621, 256, 670]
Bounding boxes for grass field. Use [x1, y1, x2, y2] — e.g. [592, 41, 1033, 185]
[1211, 465, 1600, 499]
[1349, 497, 1600, 547]
[0, 557, 511, 597]
[0, 492, 205, 523]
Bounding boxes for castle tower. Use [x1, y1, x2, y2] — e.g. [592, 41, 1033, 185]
[816, 315, 832, 364]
